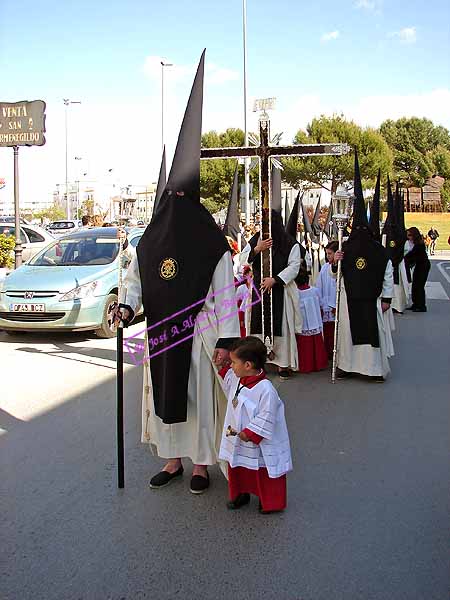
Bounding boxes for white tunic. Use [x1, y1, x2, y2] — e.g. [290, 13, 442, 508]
[391, 260, 410, 313]
[298, 286, 323, 335]
[315, 262, 336, 323]
[334, 260, 395, 377]
[240, 243, 302, 369]
[219, 369, 292, 478]
[121, 251, 240, 465]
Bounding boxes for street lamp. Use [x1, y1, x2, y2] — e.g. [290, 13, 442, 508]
[63, 98, 81, 220]
[242, 0, 250, 226]
[160, 60, 173, 152]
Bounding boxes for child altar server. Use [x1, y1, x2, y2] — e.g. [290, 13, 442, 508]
[315, 241, 338, 359]
[219, 337, 292, 513]
[295, 268, 328, 373]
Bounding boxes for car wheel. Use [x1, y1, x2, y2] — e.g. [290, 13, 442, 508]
[95, 293, 118, 339]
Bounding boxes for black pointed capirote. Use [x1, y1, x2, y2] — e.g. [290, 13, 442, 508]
[369, 168, 381, 241]
[286, 191, 300, 238]
[222, 162, 240, 243]
[311, 198, 322, 239]
[166, 49, 205, 196]
[351, 149, 369, 229]
[151, 146, 167, 221]
[284, 190, 290, 225]
[300, 193, 313, 244]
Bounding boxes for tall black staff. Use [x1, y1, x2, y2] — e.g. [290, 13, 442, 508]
[116, 235, 125, 488]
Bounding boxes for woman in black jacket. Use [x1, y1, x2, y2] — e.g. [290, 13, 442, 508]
[404, 227, 431, 312]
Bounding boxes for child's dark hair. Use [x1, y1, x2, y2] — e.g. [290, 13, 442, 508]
[295, 267, 309, 287]
[229, 336, 267, 370]
[326, 241, 339, 252]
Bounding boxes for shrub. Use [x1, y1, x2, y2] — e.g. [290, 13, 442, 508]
[0, 234, 15, 268]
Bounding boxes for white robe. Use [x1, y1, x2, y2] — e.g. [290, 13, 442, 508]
[298, 286, 323, 335]
[391, 260, 410, 313]
[240, 243, 302, 369]
[219, 369, 292, 478]
[315, 262, 336, 323]
[121, 251, 240, 465]
[334, 260, 394, 378]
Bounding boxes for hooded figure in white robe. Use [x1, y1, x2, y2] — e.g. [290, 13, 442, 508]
[333, 153, 394, 380]
[118, 51, 240, 485]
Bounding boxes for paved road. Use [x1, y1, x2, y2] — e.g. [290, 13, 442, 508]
[2, 258, 449, 600]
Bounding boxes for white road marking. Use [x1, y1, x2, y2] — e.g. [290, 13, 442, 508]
[437, 261, 450, 285]
[426, 281, 449, 300]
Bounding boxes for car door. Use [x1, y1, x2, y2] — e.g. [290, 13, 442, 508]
[22, 227, 47, 261]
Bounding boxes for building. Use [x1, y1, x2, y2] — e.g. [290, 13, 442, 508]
[53, 181, 156, 222]
[406, 176, 445, 213]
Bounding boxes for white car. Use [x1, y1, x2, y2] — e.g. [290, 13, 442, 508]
[47, 220, 81, 236]
[0, 223, 55, 263]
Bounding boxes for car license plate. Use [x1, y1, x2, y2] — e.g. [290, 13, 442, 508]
[11, 304, 45, 312]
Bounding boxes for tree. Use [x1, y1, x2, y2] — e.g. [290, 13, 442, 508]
[34, 204, 66, 223]
[282, 115, 392, 195]
[200, 128, 258, 213]
[380, 117, 450, 209]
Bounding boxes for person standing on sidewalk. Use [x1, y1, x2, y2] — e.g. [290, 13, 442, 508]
[404, 227, 431, 312]
[427, 227, 439, 256]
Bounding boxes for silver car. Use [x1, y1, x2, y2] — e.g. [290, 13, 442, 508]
[0, 223, 55, 262]
[47, 220, 81, 236]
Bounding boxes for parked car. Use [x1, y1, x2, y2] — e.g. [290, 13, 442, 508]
[0, 227, 144, 338]
[0, 216, 29, 224]
[0, 223, 55, 262]
[47, 220, 81, 236]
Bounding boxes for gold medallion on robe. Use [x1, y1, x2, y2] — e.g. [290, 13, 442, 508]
[232, 396, 239, 409]
[356, 257, 367, 270]
[159, 257, 178, 280]
[389, 240, 396, 248]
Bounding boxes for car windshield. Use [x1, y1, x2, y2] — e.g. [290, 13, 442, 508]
[49, 222, 75, 229]
[29, 236, 120, 266]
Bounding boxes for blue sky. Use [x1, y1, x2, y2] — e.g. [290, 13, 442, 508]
[1, 0, 449, 206]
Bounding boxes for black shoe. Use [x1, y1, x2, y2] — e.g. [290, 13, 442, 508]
[149, 466, 183, 489]
[279, 370, 290, 380]
[190, 472, 210, 495]
[336, 368, 352, 379]
[227, 493, 250, 510]
[369, 375, 385, 383]
[412, 307, 427, 312]
[406, 305, 416, 311]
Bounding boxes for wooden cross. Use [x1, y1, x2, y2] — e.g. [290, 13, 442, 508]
[201, 113, 350, 355]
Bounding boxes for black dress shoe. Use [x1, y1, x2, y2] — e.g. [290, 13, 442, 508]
[278, 370, 290, 380]
[149, 466, 184, 489]
[227, 493, 250, 510]
[336, 368, 352, 379]
[190, 472, 210, 494]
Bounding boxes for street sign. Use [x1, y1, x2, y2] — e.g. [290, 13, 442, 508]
[0, 100, 46, 147]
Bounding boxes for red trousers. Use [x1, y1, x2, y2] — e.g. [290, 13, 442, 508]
[228, 465, 287, 511]
[296, 333, 328, 373]
[322, 321, 335, 359]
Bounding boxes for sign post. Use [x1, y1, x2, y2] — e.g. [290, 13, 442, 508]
[0, 100, 46, 268]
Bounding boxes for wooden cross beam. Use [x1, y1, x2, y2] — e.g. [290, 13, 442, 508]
[201, 114, 350, 354]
